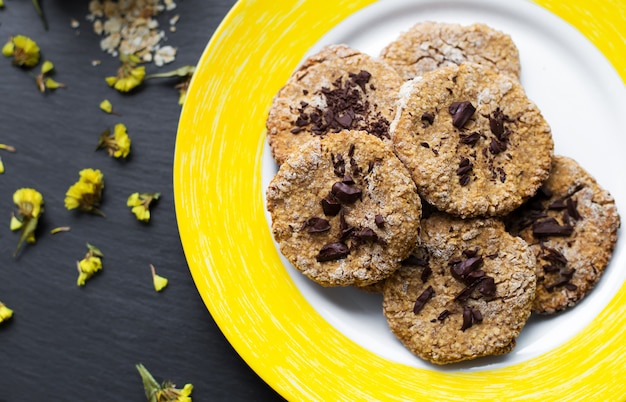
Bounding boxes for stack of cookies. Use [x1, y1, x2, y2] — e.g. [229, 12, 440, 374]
[265, 22, 620, 365]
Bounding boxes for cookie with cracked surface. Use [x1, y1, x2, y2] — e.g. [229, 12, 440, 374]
[266, 129, 421, 287]
[266, 44, 403, 165]
[505, 155, 620, 314]
[383, 212, 536, 365]
[391, 62, 553, 218]
[380, 22, 521, 80]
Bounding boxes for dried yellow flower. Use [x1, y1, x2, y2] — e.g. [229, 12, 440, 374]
[76, 243, 104, 286]
[50, 226, 71, 234]
[3, 35, 40, 67]
[11, 188, 44, 256]
[150, 264, 168, 292]
[146, 65, 195, 106]
[105, 54, 145, 92]
[64, 168, 105, 216]
[0, 156, 4, 174]
[127, 192, 159, 222]
[97, 123, 131, 158]
[0, 1, 4, 9]
[35, 60, 65, 93]
[99, 99, 113, 114]
[0, 302, 13, 325]
[136, 364, 193, 402]
[0, 143, 16, 152]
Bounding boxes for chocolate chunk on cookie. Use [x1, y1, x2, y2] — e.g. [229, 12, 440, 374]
[383, 213, 536, 365]
[266, 44, 403, 165]
[266, 130, 421, 287]
[380, 22, 521, 80]
[506, 155, 620, 314]
[392, 63, 553, 218]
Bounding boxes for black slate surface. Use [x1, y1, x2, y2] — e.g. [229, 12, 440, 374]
[0, 1, 285, 400]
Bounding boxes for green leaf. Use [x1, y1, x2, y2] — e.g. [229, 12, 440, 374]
[136, 363, 161, 402]
[14, 216, 38, 257]
[86, 243, 104, 257]
[32, 0, 48, 31]
[146, 65, 195, 79]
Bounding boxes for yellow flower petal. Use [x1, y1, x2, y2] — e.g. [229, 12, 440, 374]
[10, 215, 22, 231]
[2, 41, 14, 57]
[99, 99, 113, 113]
[112, 123, 131, 158]
[105, 76, 117, 87]
[153, 274, 168, 292]
[0, 156, 4, 174]
[44, 77, 65, 90]
[78, 168, 104, 185]
[150, 264, 168, 292]
[132, 205, 150, 222]
[0, 303, 13, 323]
[41, 60, 54, 74]
[127, 193, 141, 207]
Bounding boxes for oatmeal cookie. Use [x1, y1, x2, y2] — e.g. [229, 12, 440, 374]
[383, 213, 536, 365]
[380, 22, 521, 80]
[266, 44, 403, 165]
[266, 130, 421, 287]
[391, 62, 553, 218]
[505, 155, 620, 314]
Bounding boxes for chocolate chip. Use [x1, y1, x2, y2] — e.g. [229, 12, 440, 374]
[316, 242, 349, 262]
[421, 112, 435, 127]
[471, 308, 483, 323]
[374, 214, 385, 228]
[332, 153, 346, 177]
[413, 286, 435, 314]
[532, 218, 574, 237]
[341, 175, 355, 185]
[420, 265, 432, 283]
[321, 193, 341, 216]
[489, 138, 507, 154]
[349, 70, 372, 93]
[420, 142, 430, 148]
[303, 217, 331, 233]
[448, 101, 476, 129]
[331, 181, 362, 204]
[455, 285, 475, 303]
[567, 198, 581, 221]
[461, 306, 473, 331]
[461, 306, 483, 331]
[348, 143, 355, 157]
[450, 255, 483, 281]
[336, 112, 353, 128]
[477, 276, 496, 297]
[459, 132, 481, 146]
[437, 309, 450, 322]
[457, 157, 473, 186]
[338, 211, 354, 240]
[355, 227, 378, 242]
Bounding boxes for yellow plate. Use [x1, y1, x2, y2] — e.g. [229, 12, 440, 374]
[174, 0, 626, 400]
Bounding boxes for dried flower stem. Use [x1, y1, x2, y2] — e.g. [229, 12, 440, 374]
[32, 0, 48, 31]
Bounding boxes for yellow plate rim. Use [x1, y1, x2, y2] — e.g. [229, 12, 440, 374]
[174, 0, 626, 400]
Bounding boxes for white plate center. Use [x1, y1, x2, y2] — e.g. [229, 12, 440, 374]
[262, 0, 626, 371]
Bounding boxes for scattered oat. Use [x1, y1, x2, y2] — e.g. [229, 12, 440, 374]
[91, 59, 102, 66]
[87, 0, 178, 66]
[71, 18, 80, 29]
[153, 45, 176, 67]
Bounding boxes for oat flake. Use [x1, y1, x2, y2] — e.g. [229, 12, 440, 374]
[87, 0, 177, 65]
